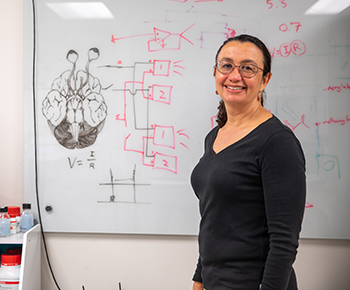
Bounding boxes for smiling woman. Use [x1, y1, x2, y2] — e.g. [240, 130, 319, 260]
[215, 35, 272, 128]
[211, 36, 273, 154]
[191, 34, 306, 290]
[214, 39, 271, 129]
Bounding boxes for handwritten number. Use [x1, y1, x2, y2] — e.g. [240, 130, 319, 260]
[279, 22, 302, 33]
[279, 24, 288, 32]
[267, 0, 287, 9]
[266, 0, 273, 9]
[279, 0, 287, 8]
[291, 22, 301, 32]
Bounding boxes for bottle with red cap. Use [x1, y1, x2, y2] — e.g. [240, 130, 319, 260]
[7, 207, 20, 235]
[0, 254, 21, 290]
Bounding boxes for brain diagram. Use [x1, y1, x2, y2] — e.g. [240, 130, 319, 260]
[42, 48, 107, 149]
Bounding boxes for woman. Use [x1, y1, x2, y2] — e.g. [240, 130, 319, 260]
[191, 34, 306, 290]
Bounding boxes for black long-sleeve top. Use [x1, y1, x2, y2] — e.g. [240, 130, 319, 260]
[191, 115, 306, 290]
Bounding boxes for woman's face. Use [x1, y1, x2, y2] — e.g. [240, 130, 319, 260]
[214, 41, 271, 109]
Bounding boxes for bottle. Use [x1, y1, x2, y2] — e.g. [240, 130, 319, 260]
[16, 210, 21, 234]
[7, 207, 20, 235]
[0, 207, 11, 237]
[20, 203, 33, 233]
[0, 254, 21, 290]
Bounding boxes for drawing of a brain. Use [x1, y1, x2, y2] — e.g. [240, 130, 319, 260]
[42, 48, 107, 149]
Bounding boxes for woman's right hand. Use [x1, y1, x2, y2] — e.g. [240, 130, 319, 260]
[193, 281, 204, 290]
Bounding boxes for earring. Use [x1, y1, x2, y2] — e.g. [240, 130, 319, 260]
[215, 90, 219, 95]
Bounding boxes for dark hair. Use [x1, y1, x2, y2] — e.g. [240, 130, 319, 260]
[215, 34, 272, 128]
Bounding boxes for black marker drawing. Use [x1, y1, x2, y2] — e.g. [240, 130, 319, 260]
[98, 165, 150, 204]
[42, 48, 108, 149]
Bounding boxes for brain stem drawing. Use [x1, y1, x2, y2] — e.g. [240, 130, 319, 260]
[42, 48, 107, 149]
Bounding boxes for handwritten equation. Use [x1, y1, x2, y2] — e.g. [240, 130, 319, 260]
[270, 39, 306, 58]
[68, 151, 96, 169]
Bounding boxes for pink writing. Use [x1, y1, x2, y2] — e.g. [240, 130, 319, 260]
[305, 202, 314, 209]
[315, 115, 350, 126]
[323, 83, 350, 93]
[269, 39, 306, 58]
[279, 22, 302, 33]
[283, 114, 310, 131]
[267, 0, 287, 9]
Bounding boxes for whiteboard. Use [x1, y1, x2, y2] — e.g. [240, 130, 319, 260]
[24, 0, 350, 238]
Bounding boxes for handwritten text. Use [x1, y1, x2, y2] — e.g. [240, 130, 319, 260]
[323, 83, 350, 93]
[315, 115, 350, 126]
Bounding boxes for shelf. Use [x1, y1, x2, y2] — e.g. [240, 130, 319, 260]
[0, 232, 25, 244]
[0, 225, 40, 244]
[20, 224, 41, 290]
[0, 225, 41, 289]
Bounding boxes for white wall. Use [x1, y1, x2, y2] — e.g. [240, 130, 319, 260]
[39, 234, 350, 290]
[1, 1, 350, 290]
[40, 232, 199, 290]
[0, 0, 24, 207]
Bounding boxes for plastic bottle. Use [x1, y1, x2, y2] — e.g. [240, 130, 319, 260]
[0, 254, 21, 290]
[20, 203, 33, 233]
[7, 207, 20, 235]
[16, 213, 21, 234]
[0, 207, 11, 237]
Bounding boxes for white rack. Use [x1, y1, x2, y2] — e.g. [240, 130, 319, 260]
[0, 224, 41, 290]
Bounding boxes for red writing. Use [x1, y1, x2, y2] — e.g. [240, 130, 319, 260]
[267, 0, 287, 9]
[269, 39, 306, 58]
[323, 83, 350, 93]
[224, 28, 237, 39]
[315, 115, 350, 126]
[284, 114, 310, 131]
[279, 22, 302, 33]
[111, 24, 195, 52]
[305, 202, 314, 208]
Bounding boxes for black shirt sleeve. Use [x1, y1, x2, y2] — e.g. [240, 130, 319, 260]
[192, 256, 203, 283]
[259, 130, 306, 290]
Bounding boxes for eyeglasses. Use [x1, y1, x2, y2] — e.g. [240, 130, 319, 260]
[215, 60, 264, 78]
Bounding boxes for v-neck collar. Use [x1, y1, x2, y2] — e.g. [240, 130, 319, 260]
[210, 115, 275, 156]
